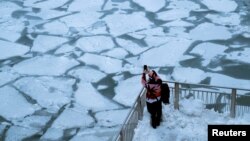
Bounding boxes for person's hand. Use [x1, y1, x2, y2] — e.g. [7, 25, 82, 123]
[143, 70, 149, 74]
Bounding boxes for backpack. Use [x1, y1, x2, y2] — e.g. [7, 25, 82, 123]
[161, 83, 170, 104]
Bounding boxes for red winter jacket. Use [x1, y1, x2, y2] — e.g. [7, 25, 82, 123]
[141, 72, 161, 103]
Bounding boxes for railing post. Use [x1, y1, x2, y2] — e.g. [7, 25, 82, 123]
[230, 88, 236, 118]
[174, 82, 179, 110]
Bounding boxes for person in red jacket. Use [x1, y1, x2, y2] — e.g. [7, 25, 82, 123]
[141, 65, 162, 129]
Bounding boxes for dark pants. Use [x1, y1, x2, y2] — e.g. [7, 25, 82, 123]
[146, 100, 162, 128]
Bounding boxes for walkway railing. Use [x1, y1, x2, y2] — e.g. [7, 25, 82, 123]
[114, 81, 250, 141]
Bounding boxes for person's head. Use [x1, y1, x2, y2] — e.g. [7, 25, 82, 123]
[148, 70, 157, 80]
[148, 70, 160, 83]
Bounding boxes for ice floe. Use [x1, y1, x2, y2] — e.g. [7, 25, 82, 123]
[5, 126, 40, 141]
[101, 48, 128, 59]
[12, 55, 79, 76]
[0, 30, 21, 42]
[68, 66, 106, 83]
[75, 82, 121, 112]
[189, 23, 232, 41]
[171, 67, 207, 83]
[24, 0, 69, 9]
[116, 38, 148, 55]
[201, 0, 237, 12]
[0, 68, 19, 86]
[26, 9, 70, 20]
[168, 0, 200, 11]
[14, 76, 75, 110]
[207, 73, 250, 89]
[132, 0, 165, 12]
[41, 128, 64, 141]
[37, 20, 69, 35]
[104, 12, 152, 36]
[0, 86, 36, 120]
[113, 75, 142, 107]
[71, 134, 110, 141]
[137, 39, 192, 67]
[225, 48, 250, 64]
[163, 20, 194, 27]
[0, 40, 29, 60]
[190, 42, 228, 66]
[206, 13, 241, 26]
[55, 44, 76, 55]
[31, 35, 69, 53]
[76, 36, 114, 53]
[60, 12, 102, 29]
[0, 1, 21, 19]
[78, 53, 122, 74]
[68, 0, 104, 12]
[103, 0, 131, 11]
[13, 115, 51, 129]
[95, 109, 129, 127]
[51, 108, 95, 129]
[156, 9, 190, 21]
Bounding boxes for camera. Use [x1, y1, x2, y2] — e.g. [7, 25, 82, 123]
[143, 65, 148, 71]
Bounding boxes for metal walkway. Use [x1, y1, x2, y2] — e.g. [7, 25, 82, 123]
[114, 81, 250, 141]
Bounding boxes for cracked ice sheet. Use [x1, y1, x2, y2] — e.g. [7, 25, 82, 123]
[116, 38, 148, 55]
[163, 20, 194, 27]
[26, 9, 70, 20]
[190, 42, 228, 66]
[78, 53, 122, 74]
[75, 82, 121, 112]
[0, 40, 29, 60]
[95, 109, 129, 127]
[12, 55, 79, 76]
[172, 67, 207, 83]
[132, 0, 165, 12]
[40, 128, 64, 141]
[189, 23, 232, 41]
[206, 13, 241, 26]
[23, 0, 69, 9]
[68, 0, 104, 12]
[68, 66, 106, 83]
[31, 35, 68, 53]
[101, 48, 128, 59]
[73, 125, 120, 140]
[168, 0, 200, 11]
[201, 0, 237, 12]
[51, 107, 94, 129]
[0, 86, 36, 120]
[0, 30, 21, 42]
[225, 48, 250, 64]
[60, 12, 102, 29]
[137, 39, 192, 67]
[0, 1, 21, 20]
[207, 73, 250, 89]
[113, 75, 142, 107]
[103, 0, 131, 11]
[104, 12, 152, 36]
[76, 36, 114, 53]
[14, 76, 75, 111]
[5, 126, 40, 141]
[0, 68, 19, 86]
[6, 115, 51, 140]
[13, 115, 51, 129]
[36, 20, 69, 35]
[71, 135, 110, 141]
[156, 9, 190, 21]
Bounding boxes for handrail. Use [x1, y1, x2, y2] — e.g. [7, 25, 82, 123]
[113, 81, 250, 141]
[113, 87, 146, 141]
[163, 80, 250, 91]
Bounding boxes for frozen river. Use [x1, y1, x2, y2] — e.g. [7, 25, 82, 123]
[0, 0, 250, 140]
